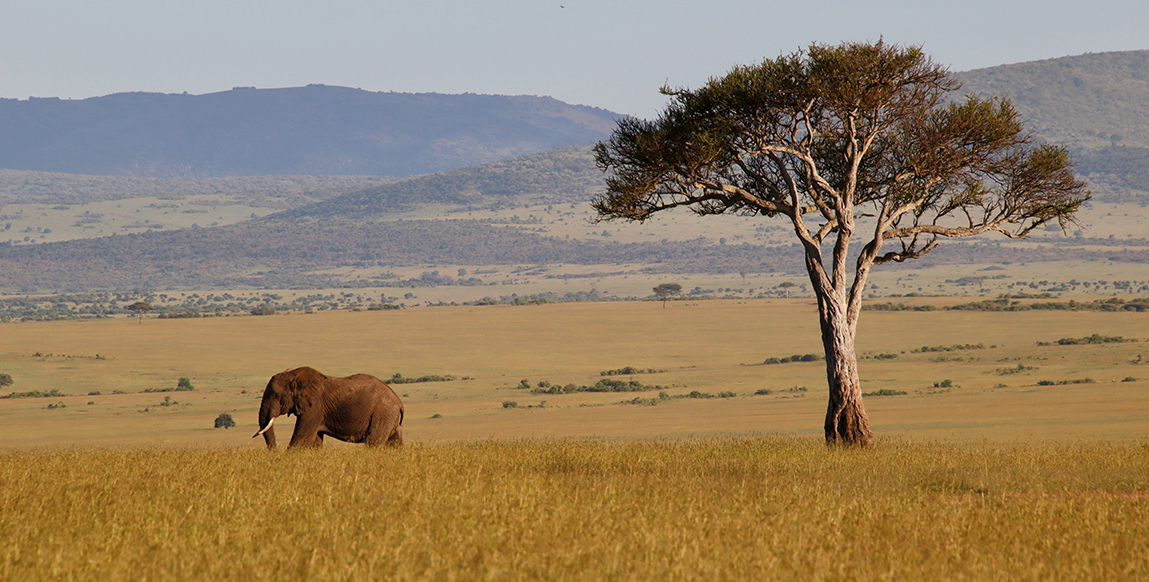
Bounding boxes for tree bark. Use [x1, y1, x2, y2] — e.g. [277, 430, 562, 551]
[816, 292, 873, 446]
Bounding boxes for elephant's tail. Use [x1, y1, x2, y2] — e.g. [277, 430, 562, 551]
[399, 406, 404, 426]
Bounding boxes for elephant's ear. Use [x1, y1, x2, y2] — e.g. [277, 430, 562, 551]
[288, 367, 324, 416]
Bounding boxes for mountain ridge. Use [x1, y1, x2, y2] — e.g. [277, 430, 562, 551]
[0, 85, 620, 178]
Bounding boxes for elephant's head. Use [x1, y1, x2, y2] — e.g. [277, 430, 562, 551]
[253, 367, 325, 449]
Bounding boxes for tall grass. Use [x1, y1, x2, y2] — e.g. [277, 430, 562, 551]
[2, 438, 1146, 581]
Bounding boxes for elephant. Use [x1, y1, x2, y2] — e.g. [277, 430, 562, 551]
[252, 366, 404, 448]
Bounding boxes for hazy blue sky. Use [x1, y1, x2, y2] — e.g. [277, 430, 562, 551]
[2, 0, 1146, 118]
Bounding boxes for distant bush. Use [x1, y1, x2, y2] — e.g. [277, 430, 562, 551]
[717, 391, 737, 398]
[754, 388, 774, 396]
[214, 413, 236, 429]
[250, 306, 276, 316]
[430, 413, 443, 419]
[367, 304, 400, 311]
[873, 353, 899, 360]
[46, 401, 66, 409]
[502, 401, 519, 409]
[912, 344, 985, 353]
[1122, 377, 1138, 382]
[946, 296, 1149, 313]
[763, 354, 821, 365]
[87, 391, 101, 396]
[144, 378, 195, 393]
[1036, 379, 1095, 386]
[157, 311, 201, 319]
[619, 392, 672, 406]
[863, 302, 937, 312]
[863, 389, 907, 397]
[1037, 334, 1136, 346]
[389, 373, 456, 384]
[600, 366, 666, 376]
[529, 378, 668, 395]
[2, 389, 65, 399]
[995, 364, 1037, 375]
[0, 373, 12, 387]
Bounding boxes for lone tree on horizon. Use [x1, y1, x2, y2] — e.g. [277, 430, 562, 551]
[652, 283, 683, 308]
[593, 41, 1088, 446]
[126, 301, 152, 324]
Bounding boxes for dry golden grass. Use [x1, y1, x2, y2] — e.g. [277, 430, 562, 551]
[1, 438, 1146, 581]
[1, 298, 1147, 447]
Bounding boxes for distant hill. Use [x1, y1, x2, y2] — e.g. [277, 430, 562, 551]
[279, 145, 602, 218]
[0, 219, 807, 291]
[957, 51, 1149, 200]
[0, 170, 394, 207]
[0, 86, 620, 178]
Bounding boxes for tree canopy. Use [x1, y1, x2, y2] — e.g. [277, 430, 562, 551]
[594, 41, 1089, 445]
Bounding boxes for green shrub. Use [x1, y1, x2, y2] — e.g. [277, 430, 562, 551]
[250, 306, 276, 316]
[1037, 379, 1096, 386]
[502, 401, 519, 409]
[2, 389, 65, 399]
[763, 354, 822, 365]
[754, 388, 774, 396]
[600, 366, 665, 376]
[389, 373, 456, 384]
[214, 413, 236, 429]
[912, 343, 985, 353]
[863, 389, 908, 397]
[0, 372, 12, 388]
[996, 364, 1037, 375]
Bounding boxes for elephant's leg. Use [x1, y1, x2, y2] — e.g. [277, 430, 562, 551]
[364, 409, 402, 447]
[386, 425, 403, 447]
[288, 415, 324, 448]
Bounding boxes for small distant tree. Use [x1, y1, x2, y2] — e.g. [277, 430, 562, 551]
[176, 377, 195, 391]
[594, 41, 1088, 445]
[652, 283, 683, 308]
[214, 413, 236, 429]
[127, 301, 152, 324]
[0, 373, 12, 388]
[777, 282, 796, 298]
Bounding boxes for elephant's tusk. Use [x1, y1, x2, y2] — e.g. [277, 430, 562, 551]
[252, 415, 275, 438]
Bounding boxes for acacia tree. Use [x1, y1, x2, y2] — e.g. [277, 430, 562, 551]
[126, 301, 152, 324]
[653, 282, 683, 307]
[593, 41, 1088, 445]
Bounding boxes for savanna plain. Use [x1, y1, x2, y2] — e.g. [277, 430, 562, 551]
[1, 299, 1147, 580]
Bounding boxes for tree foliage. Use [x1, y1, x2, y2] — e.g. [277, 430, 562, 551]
[593, 41, 1089, 445]
[214, 413, 236, 429]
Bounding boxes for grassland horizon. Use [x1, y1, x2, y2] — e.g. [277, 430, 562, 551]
[1, 297, 1147, 448]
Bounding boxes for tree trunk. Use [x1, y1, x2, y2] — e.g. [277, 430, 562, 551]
[816, 292, 874, 446]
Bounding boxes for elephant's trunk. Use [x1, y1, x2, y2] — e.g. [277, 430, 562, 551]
[255, 398, 279, 449]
